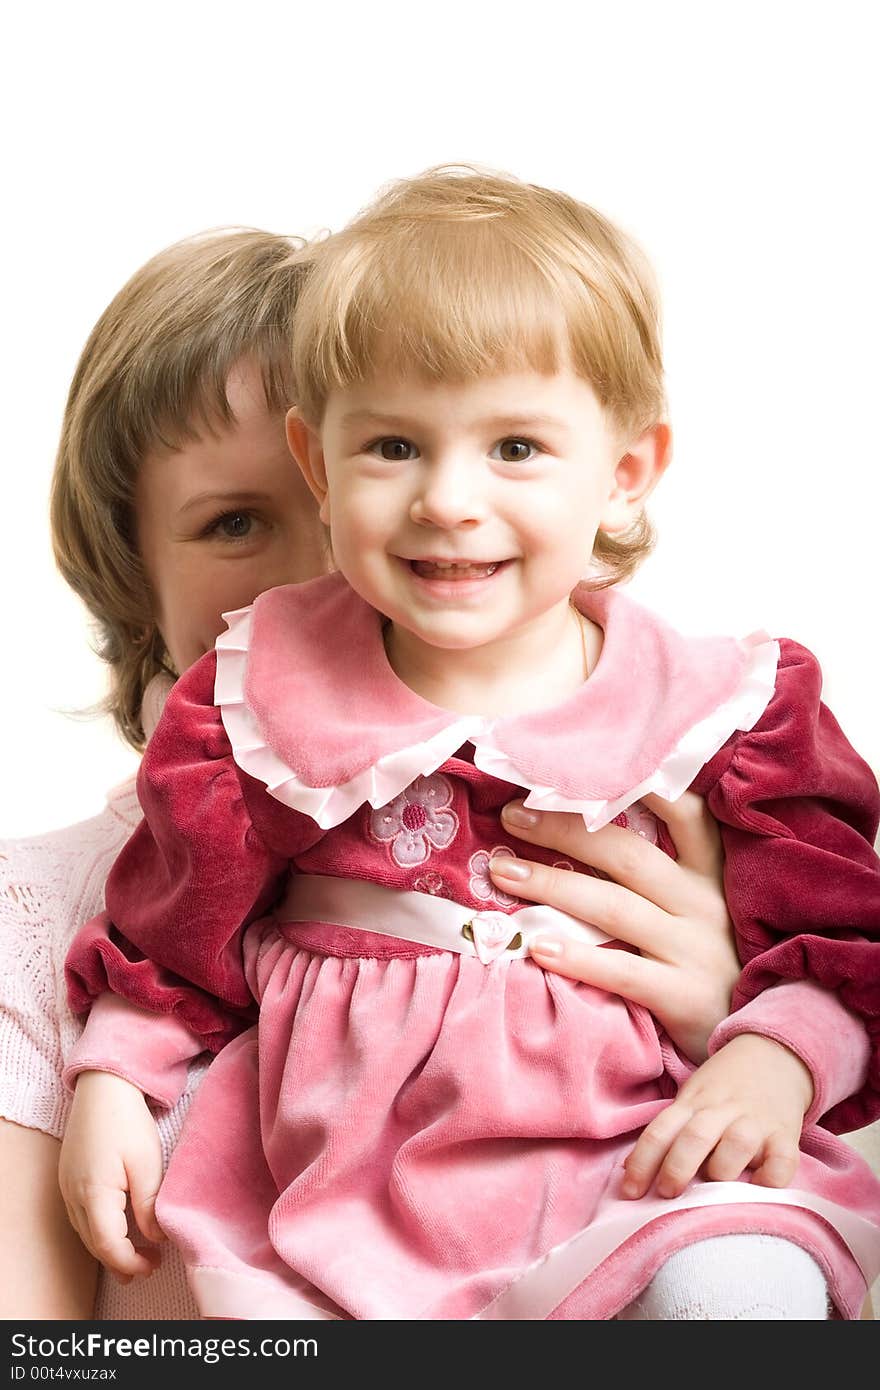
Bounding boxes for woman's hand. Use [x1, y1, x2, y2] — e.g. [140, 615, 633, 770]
[489, 791, 739, 1063]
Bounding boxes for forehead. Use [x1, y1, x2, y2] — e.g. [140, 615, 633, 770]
[326, 367, 609, 433]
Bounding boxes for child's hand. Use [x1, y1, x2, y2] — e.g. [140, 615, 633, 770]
[58, 1070, 165, 1281]
[621, 1033, 814, 1199]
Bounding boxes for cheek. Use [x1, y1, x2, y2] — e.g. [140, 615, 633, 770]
[513, 492, 583, 545]
[201, 564, 277, 624]
[187, 548, 322, 636]
[516, 489, 606, 572]
[536, 479, 608, 534]
[327, 494, 389, 559]
[334, 475, 404, 533]
[159, 577, 225, 672]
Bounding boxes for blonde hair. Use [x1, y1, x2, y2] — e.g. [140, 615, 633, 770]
[51, 228, 307, 750]
[290, 166, 666, 586]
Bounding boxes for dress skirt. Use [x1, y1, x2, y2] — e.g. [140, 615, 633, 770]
[155, 916, 880, 1320]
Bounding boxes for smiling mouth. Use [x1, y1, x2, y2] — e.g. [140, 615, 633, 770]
[409, 559, 506, 579]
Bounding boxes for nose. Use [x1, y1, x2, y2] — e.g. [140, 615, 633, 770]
[410, 455, 487, 530]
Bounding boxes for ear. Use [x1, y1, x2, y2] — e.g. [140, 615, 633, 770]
[600, 422, 672, 534]
[286, 408, 331, 526]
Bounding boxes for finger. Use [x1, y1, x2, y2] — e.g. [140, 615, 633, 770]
[63, 1199, 100, 1269]
[81, 1187, 156, 1279]
[621, 1103, 696, 1199]
[749, 1132, 800, 1189]
[499, 803, 688, 913]
[650, 1109, 732, 1198]
[63, 1187, 157, 1277]
[491, 853, 674, 955]
[640, 791, 724, 878]
[703, 1120, 763, 1183]
[530, 934, 670, 1011]
[127, 1154, 166, 1246]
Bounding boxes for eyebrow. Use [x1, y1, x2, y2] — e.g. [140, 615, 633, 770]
[176, 489, 273, 517]
[339, 410, 571, 434]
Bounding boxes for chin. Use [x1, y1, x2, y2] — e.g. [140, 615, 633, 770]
[415, 625, 500, 651]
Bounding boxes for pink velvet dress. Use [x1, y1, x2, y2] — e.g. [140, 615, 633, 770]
[66, 574, 880, 1319]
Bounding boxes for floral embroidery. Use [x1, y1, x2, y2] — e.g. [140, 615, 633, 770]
[369, 774, 459, 868]
[413, 871, 448, 897]
[468, 846, 520, 909]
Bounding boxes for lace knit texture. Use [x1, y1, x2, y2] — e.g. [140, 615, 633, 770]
[0, 781, 201, 1319]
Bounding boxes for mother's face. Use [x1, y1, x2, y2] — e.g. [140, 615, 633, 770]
[136, 358, 328, 676]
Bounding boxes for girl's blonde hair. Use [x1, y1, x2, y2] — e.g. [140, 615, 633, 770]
[290, 166, 666, 587]
[50, 229, 307, 750]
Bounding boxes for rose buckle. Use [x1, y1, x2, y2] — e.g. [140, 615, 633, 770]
[461, 911, 523, 965]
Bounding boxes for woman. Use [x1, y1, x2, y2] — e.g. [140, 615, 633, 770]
[0, 228, 744, 1319]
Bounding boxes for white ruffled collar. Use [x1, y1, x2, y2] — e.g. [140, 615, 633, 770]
[215, 572, 778, 831]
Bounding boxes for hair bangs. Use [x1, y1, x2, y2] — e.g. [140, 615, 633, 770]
[295, 220, 606, 419]
[124, 335, 294, 459]
[294, 204, 663, 437]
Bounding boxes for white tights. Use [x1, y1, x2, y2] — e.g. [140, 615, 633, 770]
[617, 1234, 830, 1319]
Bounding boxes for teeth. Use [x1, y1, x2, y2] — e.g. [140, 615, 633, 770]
[412, 560, 500, 578]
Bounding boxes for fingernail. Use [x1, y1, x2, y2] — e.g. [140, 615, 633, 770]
[620, 1179, 640, 1199]
[502, 802, 539, 828]
[530, 936, 563, 958]
[490, 856, 532, 881]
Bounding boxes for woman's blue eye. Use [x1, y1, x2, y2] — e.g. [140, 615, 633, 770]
[373, 438, 417, 461]
[212, 511, 254, 540]
[493, 438, 537, 463]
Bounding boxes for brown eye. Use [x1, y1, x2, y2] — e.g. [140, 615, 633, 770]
[495, 438, 535, 463]
[376, 438, 417, 461]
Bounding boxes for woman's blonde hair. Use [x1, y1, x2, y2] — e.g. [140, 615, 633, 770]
[290, 166, 666, 587]
[51, 228, 307, 750]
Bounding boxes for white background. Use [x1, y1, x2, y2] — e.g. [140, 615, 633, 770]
[1, 0, 877, 837]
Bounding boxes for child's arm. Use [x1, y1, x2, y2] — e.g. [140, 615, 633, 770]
[692, 637, 880, 1133]
[60, 653, 312, 1275]
[58, 1071, 164, 1280]
[58, 999, 203, 1277]
[64, 651, 300, 1101]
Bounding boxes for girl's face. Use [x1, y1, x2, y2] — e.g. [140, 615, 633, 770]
[137, 358, 328, 675]
[290, 369, 663, 671]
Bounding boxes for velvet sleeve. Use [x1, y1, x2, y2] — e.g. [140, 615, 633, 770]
[65, 651, 304, 1058]
[692, 638, 880, 1133]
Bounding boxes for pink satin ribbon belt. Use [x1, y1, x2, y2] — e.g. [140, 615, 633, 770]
[275, 874, 611, 966]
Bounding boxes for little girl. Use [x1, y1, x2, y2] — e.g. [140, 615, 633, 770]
[63, 168, 880, 1320]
